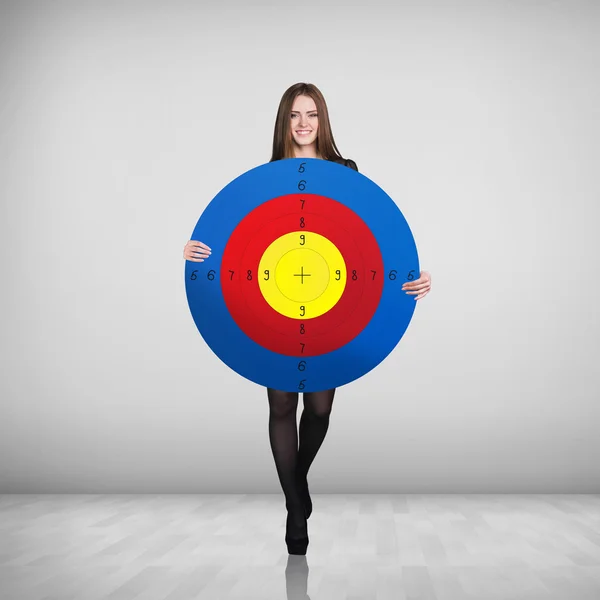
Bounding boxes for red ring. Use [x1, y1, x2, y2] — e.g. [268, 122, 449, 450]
[221, 194, 384, 356]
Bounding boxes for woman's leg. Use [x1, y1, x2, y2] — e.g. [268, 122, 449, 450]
[266, 388, 302, 512]
[266, 387, 308, 554]
[296, 388, 336, 518]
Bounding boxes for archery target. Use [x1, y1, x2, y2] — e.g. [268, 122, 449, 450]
[185, 158, 419, 392]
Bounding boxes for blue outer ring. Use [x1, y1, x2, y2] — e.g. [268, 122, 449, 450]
[185, 158, 419, 392]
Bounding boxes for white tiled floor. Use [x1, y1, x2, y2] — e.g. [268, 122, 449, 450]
[0, 494, 599, 599]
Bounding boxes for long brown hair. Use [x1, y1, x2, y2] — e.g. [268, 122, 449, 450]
[270, 83, 345, 162]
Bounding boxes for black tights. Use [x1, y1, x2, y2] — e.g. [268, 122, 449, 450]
[267, 388, 335, 512]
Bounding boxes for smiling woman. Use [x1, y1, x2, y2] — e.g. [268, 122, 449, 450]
[269, 82, 356, 167]
[182, 81, 432, 556]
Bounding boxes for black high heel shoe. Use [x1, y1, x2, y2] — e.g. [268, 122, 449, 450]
[285, 509, 309, 555]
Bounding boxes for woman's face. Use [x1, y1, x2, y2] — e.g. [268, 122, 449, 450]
[290, 94, 319, 149]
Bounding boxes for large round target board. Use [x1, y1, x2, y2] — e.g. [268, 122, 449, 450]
[185, 158, 419, 393]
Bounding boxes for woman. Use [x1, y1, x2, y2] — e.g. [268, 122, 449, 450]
[183, 83, 432, 555]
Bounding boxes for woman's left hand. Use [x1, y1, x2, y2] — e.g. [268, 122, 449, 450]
[402, 271, 431, 301]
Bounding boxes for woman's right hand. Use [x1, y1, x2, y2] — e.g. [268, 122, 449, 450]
[183, 240, 211, 262]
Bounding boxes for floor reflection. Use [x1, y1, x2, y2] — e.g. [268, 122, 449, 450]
[285, 555, 311, 600]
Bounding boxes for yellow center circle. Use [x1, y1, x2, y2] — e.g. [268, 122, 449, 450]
[259, 231, 347, 319]
[276, 248, 328, 302]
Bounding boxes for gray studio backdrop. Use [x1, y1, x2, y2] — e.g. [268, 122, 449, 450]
[1, 0, 598, 493]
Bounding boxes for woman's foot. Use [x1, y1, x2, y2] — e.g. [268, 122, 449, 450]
[296, 472, 312, 520]
[285, 508, 309, 555]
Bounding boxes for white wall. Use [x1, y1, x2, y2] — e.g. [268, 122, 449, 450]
[1, 0, 598, 492]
